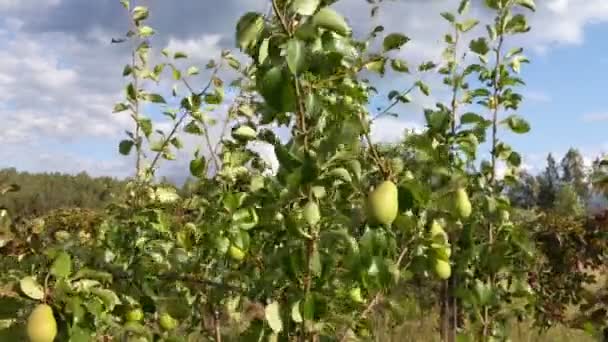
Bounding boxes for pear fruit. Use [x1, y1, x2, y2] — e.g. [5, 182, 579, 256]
[434, 259, 452, 280]
[454, 188, 472, 219]
[367, 181, 399, 226]
[303, 201, 321, 226]
[27, 304, 57, 342]
[159, 313, 177, 331]
[228, 245, 245, 261]
[126, 308, 144, 322]
[430, 220, 448, 243]
[348, 287, 364, 303]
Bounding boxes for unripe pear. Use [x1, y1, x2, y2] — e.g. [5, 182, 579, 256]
[348, 287, 364, 303]
[434, 259, 451, 280]
[27, 304, 57, 342]
[228, 245, 245, 261]
[303, 201, 321, 226]
[367, 181, 399, 226]
[126, 308, 144, 322]
[159, 313, 177, 331]
[454, 188, 472, 219]
[429, 220, 448, 243]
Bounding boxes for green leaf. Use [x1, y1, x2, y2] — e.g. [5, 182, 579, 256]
[506, 47, 524, 59]
[113, 103, 129, 113]
[510, 55, 529, 74]
[390, 59, 409, 73]
[327, 167, 352, 183]
[459, 19, 479, 32]
[441, 12, 455, 23]
[91, 288, 121, 311]
[312, 7, 351, 36]
[119, 140, 134, 155]
[265, 302, 283, 333]
[236, 12, 264, 52]
[292, 0, 320, 16]
[190, 157, 206, 177]
[286, 39, 306, 75]
[184, 121, 203, 135]
[144, 93, 166, 103]
[132, 6, 149, 21]
[416, 81, 430, 96]
[50, 252, 72, 279]
[474, 280, 493, 306]
[515, 0, 536, 11]
[138, 26, 155, 38]
[418, 61, 437, 72]
[383, 33, 410, 52]
[138, 117, 153, 138]
[502, 115, 530, 134]
[174, 51, 188, 59]
[508, 151, 522, 167]
[122, 64, 132, 76]
[258, 38, 270, 64]
[172, 68, 182, 81]
[460, 112, 485, 125]
[126, 83, 137, 101]
[187, 66, 199, 76]
[19, 276, 44, 300]
[458, 0, 470, 14]
[365, 58, 386, 75]
[505, 14, 530, 34]
[170, 137, 183, 149]
[469, 38, 489, 56]
[70, 326, 92, 342]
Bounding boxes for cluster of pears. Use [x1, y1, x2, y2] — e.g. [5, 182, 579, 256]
[429, 220, 452, 280]
[26, 304, 57, 342]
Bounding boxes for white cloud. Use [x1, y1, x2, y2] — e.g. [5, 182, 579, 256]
[2, 0, 608, 181]
[0, 0, 60, 11]
[524, 90, 552, 103]
[165, 34, 223, 63]
[370, 116, 422, 144]
[527, 0, 608, 48]
[582, 112, 608, 123]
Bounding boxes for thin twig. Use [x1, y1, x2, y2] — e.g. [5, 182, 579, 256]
[181, 69, 222, 173]
[370, 83, 418, 123]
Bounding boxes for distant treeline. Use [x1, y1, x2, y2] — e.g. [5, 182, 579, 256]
[0, 168, 127, 218]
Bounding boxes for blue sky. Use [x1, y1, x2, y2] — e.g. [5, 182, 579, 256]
[1, 0, 608, 181]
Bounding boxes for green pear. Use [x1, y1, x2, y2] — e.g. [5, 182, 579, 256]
[27, 304, 57, 342]
[303, 201, 321, 226]
[348, 287, 364, 303]
[159, 313, 177, 331]
[434, 259, 452, 280]
[228, 245, 245, 261]
[429, 220, 448, 243]
[454, 188, 472, 219]
[126, 308, 144, 322]
[367, 181, 399, 226]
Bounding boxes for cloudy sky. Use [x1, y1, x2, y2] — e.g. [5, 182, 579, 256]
[1, 0, 608, 181]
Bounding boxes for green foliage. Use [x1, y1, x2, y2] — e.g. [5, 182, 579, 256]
[0, 168, 125, 218]
[4, 0, 608, 341]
